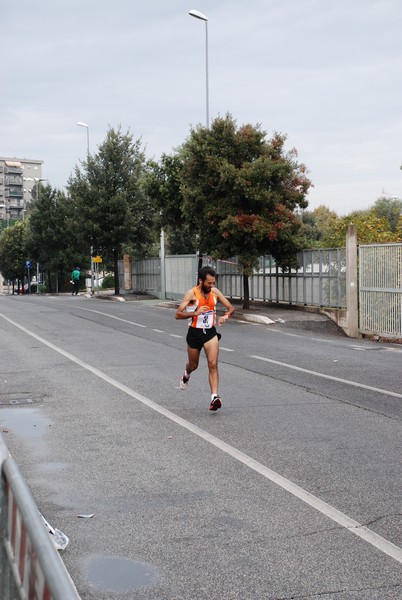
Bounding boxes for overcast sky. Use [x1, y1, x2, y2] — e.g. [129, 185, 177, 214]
[2, 0, 401, 215]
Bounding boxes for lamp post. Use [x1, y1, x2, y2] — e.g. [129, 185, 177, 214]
[76, 121, 90, 155]
[24, 177, 47, 203]
[76, 121, 94, 295]
[189, 9, 210, 128]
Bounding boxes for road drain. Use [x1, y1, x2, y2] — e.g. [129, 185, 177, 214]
[0, 397, 34, 406]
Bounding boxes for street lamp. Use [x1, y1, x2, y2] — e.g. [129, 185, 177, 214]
[76, 121, 90, 156]
[24, 177, 48, 203]
[189, 9, 210, 128]
[76, 121, 94, 294]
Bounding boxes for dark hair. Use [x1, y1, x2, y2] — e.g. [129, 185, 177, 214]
[198, 266, 216, 282]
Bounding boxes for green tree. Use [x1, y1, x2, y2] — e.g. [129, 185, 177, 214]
[68, 127, 156, 294]
[180, 114, 311, 307]
[394, 215, 402, 241]
[144, 153, 197, 255]
[300, 205, 340, 247]
[0, 221, 27, 292]
[371, 196, 402, 232]
[24, 184, 86, 292]
[322, 210, 397, 246]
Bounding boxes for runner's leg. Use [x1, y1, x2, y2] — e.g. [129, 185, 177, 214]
[186, 346, 200, 376]
[204, 335, 219, 395]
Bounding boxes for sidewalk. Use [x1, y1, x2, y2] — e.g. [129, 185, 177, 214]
[97, 291, 345, 336]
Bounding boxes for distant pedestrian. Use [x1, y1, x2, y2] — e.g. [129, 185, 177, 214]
[175, 266, 235, 411]
[71, 266, 80, 295]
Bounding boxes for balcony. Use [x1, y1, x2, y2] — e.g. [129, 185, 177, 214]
[5, 167, 23, 175]
[6, 190, 24, 198]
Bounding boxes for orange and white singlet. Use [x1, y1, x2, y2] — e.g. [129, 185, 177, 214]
[186, 286, 217, 329]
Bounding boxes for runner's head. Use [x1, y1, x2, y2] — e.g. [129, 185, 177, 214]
[198, 266, 216, 294]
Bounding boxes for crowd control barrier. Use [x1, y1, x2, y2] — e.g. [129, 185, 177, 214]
[0, 436, 80, 599]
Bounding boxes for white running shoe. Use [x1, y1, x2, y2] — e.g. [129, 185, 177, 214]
[179, 374, 190, 390]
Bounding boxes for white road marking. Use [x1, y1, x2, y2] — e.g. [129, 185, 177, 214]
[1, 312, 401, 565]
[220, 347, 234, 352]
[251, 355, 402, 399]
[152, 329, 165, 333]
[73, 306, 147, 328]
[169, 334, 183, 339]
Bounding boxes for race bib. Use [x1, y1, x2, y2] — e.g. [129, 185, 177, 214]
[195, 310, 214, 329]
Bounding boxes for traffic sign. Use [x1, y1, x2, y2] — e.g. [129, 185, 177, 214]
[93, 256, 102, 263]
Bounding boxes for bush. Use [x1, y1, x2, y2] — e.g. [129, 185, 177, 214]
[101, 274, 115, 289]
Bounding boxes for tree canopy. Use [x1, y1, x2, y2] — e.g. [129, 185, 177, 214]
[68, 127, 157, 293]
[143, 153, 197, 255]
[0, 221, 27, 286]
[180, 115, 311, 272]
[24, 185, 87, 289]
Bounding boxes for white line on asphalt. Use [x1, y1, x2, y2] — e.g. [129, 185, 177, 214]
[169, 334, 183, 339]
[152, 329, 165, 333]
[72, 307, 147, 328]
[251, 355, 402, 399]
[220, 347, 234, 352]
[1, 312, 401, 566]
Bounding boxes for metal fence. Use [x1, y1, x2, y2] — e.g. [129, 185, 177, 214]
[125, 250, 347, 309]
[0, 438, 80, 600]
[210, 250, 346, 307]
[359, 243, 402, 338]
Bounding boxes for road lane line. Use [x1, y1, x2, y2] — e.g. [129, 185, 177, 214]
[251, 355, 402, 399]
[1, 312, 401, 565]
[73, 306, 148, 328]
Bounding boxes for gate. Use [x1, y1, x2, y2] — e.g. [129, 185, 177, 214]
[359, 243, 402, 338]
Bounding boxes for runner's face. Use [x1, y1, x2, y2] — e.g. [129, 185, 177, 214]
[201, 274, 215, 294]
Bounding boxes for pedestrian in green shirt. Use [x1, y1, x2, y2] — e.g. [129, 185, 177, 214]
[71, 267, 80, 295]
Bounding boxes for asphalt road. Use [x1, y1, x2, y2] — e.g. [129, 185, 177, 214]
[0, 294, 401, 600]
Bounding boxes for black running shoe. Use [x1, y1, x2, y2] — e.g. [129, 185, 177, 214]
[209, 396, 222, 411]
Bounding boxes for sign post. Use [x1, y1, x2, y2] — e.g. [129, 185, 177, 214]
[26, 260, 31, 294]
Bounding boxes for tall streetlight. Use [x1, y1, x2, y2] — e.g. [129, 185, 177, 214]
[76, 121, 90, 155]
[24, 176, 48, 212]
[76, 121, 94, 295]
[189, 10, 210, 128]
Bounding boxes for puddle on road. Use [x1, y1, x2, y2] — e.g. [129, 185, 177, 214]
[87, 555, 158, 592]
[0, 407, 52, 438]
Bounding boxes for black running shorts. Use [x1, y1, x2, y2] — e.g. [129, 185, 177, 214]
[186, 326, 221, 350]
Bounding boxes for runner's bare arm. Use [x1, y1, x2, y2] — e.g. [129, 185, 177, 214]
[213, 289, 235, 325]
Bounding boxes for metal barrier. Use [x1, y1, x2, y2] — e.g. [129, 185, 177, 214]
[0, 438, 80, 599]
[359, 243, 402, 338]
[124, 250, 347, 308]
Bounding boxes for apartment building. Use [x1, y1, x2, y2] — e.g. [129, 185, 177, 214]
[0, 156, 44, 223]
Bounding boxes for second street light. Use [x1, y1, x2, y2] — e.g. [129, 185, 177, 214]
[77, 121, 89, 157]
[76, 120, 94, 295]
[77, 121, 90, 156]
[189, 9, 210, 128]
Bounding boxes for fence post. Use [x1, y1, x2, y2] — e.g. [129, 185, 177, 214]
[345, 224, 359, 337]
[123, 255, 132, 291]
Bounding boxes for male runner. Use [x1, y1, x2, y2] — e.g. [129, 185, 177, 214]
[175, 266, 235, 411]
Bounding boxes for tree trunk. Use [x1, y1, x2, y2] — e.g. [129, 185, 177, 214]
[243, 273, 250, 310]
[114, 249, 119, 295]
